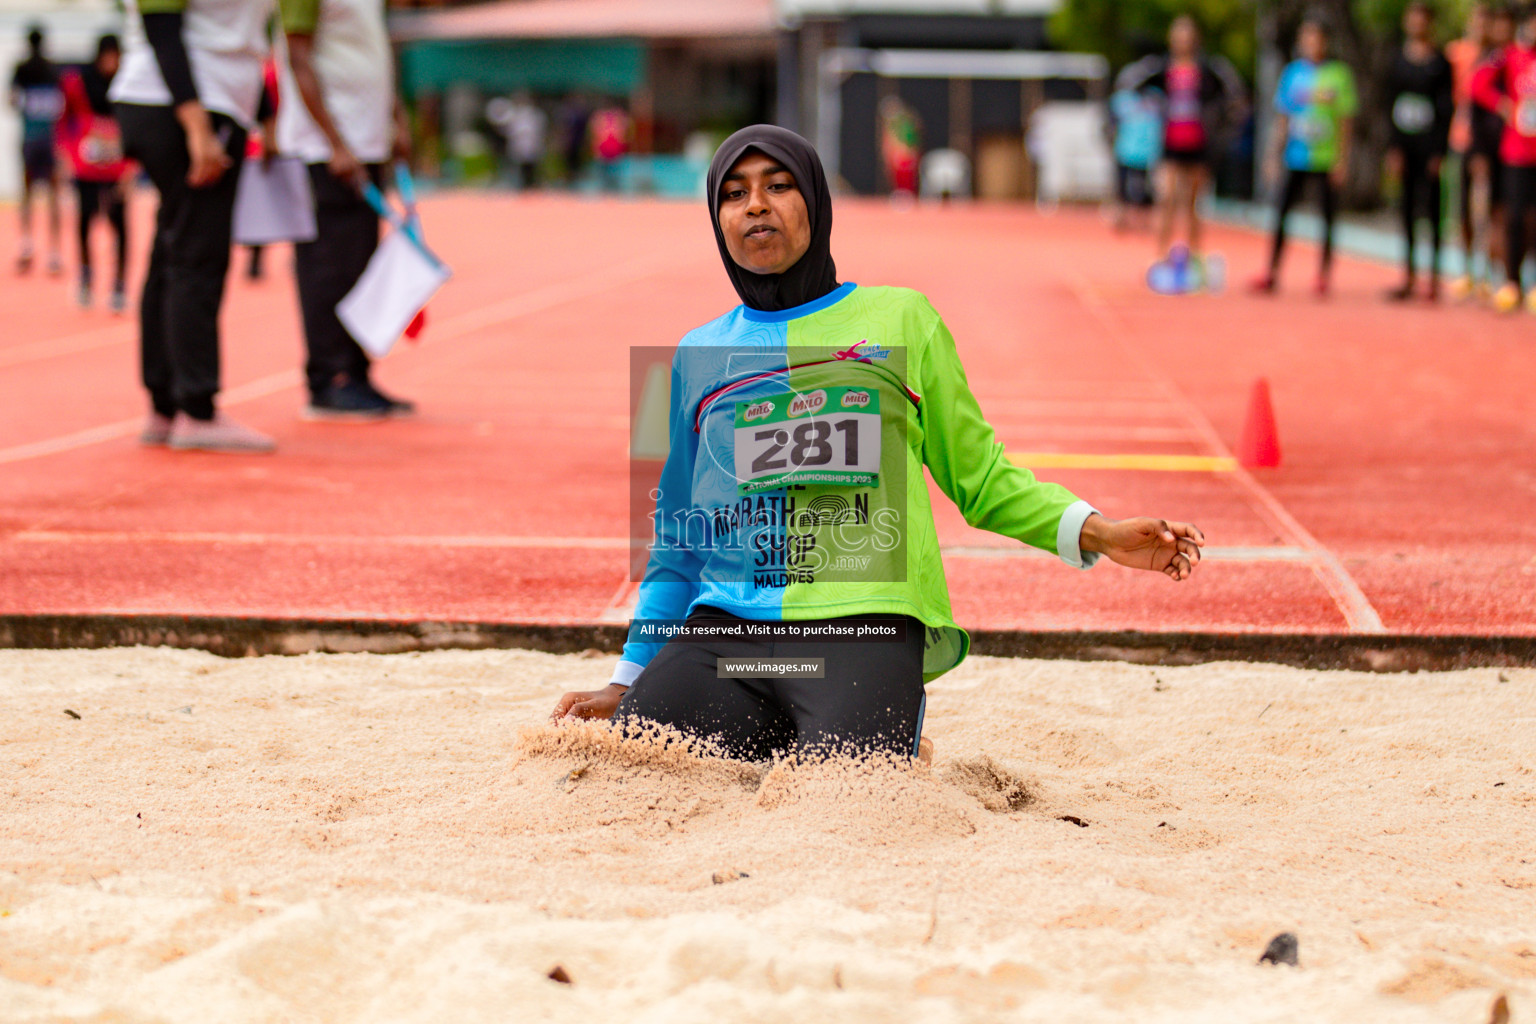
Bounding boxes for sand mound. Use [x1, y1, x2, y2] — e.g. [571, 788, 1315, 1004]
[1, 647, 1532, 1022]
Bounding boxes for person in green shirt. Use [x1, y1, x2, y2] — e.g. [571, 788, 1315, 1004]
[553, 125, 1205, 761]
[1251, 18, 1359, 296]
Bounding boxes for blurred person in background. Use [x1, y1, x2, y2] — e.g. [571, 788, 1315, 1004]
[1116, 16, 1246, 265]
[243, 59, 280, 282]
[1383, 1, 1453, 302]
[279, 0, 415, 418]
[1250, 18, 1357, 297]
[1106, 79, 1163, 231]
[57, 33, 130, 311]
[878, 95, 922, 200]
[487, 91, 547, 189]
[10, 26, 64, 276]
[558, 93, 590, 185]
[112, 0, 277, 453]
[1473, 2, 1536, 312]
[1461, 5, 1516, 305]
[1448, 4, 1493, 298]
[590, 99, 630, 192]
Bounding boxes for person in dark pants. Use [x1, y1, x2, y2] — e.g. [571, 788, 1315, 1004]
[10, 26, 64, 276]
[609, 606, 927, 760]
[1473, 3, 1536, 312]
[1251, 19, 1358, 297]
[58, 34, 129, 312]
[110, 0, 276, 452]
[551, 125, 1205, 762]
[1385, 2, 1454, 302]
[279, 0, 413, 419]
[295, 163, 387, 411]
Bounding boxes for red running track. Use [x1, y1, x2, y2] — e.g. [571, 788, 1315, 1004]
[2, 192, 1533, 636]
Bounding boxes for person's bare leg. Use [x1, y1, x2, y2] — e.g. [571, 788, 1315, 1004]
[1488, 203, 1505, 286]
[1155, 164, 1178, 257]
[17, 176, 34, 271]
[1464, 156, 1481, 257]
[45, 176, 63, 274]
[1187, 164, 1207, 255]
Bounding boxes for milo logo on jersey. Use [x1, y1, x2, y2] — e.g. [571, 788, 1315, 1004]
[734, 386, 882, 494]
[788, 390, 827, 417]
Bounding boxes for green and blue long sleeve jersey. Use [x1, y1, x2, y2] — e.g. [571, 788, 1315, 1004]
[616, 282, 1098, 685]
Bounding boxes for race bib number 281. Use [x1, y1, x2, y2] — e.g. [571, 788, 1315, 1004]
[734, 387, 881, 494]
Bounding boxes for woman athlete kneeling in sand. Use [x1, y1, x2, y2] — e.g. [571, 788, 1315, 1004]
[553, 125, 1204, 760]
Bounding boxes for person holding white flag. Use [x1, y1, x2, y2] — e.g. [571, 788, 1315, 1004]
[278, 0, 414, 419]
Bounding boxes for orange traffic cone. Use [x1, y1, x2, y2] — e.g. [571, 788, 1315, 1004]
[1237, 377, 1281, 469]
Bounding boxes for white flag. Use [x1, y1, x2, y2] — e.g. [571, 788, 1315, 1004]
[336, 229, 452, 359]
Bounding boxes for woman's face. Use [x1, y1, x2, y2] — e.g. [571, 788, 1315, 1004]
[1169, 18, 1198, 58]
[716, 151, 811, 276]
[1491, 13, 1514, 46]
[1298, 23, 1327, 62]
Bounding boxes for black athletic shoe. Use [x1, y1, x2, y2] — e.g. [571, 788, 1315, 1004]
[304, 379, 391, 420]
[362, 381, 416, 417]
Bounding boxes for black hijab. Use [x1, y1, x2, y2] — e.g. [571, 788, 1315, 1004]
[706, 125, 839, 312]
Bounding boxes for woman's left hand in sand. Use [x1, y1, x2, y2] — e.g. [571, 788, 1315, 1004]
[551, 683, 627, 722]
[1080, 514, 1205, 581]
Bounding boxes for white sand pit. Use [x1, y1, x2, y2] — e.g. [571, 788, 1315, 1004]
[1, 646, 1533, 1023]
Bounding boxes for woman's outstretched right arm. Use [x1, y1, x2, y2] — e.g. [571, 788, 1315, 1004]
[554, 355, 704, 719]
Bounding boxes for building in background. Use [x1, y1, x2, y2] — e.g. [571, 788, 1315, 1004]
[390, 0, 778, 190]
[2, 0, 1107, 202]
[390, 0, 1109, 201]
[776, 0, 1111, 198]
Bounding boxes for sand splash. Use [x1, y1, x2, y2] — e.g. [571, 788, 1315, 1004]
[1, 646, 1533, 1023]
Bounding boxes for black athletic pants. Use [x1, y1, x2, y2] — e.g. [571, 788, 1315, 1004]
[296, 162, 382, 399]
[73, 179, 126, 287]
[1399, 149, 1442, 282]
[116, 103, 246, 421]
[616, 605, 927, 761]
[1503, 164, 1536, 286]
[1268, 169, 1337, 277]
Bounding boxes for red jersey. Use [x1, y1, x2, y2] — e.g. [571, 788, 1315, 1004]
[1472, 42, 1536, 166]
[56, 69, 128, 183]
[1163, 62, 1207, 152]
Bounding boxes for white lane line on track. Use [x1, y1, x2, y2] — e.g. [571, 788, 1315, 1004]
[4, 529, 1316, 565]
[0, 323, 134, 369]
[0, 251, 682, 467]
[1069, 276, 1386, 634]
[0, 371, 302, 466]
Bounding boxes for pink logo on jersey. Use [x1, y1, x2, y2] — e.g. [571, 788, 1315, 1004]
[834, 340, 892, 363]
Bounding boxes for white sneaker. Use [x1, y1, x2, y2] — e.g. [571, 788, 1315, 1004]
[168, 413, 276, 453]
[139, 412, 174, 446]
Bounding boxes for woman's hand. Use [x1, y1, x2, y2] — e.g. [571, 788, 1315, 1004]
[1080, 513, 1205, 581]
[551, 683, 627, 721]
